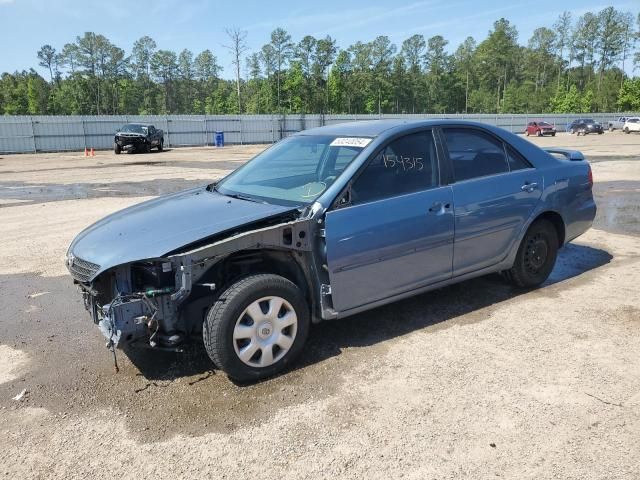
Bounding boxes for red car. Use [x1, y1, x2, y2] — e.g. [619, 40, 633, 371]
[525, 121, 556, 137]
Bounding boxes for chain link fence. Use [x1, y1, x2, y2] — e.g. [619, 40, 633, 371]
[0, 113, 632, 154]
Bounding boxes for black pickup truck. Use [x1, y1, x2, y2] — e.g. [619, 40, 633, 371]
[114, 123, 164, 154]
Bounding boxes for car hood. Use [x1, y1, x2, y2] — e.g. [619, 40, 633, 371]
[68, 186, 296, 279]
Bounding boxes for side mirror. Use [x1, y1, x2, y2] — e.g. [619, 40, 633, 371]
[334, 187, 351, 209]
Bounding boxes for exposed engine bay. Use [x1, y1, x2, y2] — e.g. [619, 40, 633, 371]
[69, 206, 333, 353]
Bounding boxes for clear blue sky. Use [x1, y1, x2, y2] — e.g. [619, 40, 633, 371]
[0, 0, 637, 78]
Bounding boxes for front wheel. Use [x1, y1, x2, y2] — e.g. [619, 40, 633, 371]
[625, 127, 630, 134]
[537, 129, 543, 137]
[203, 274, 310, 382]
[505, 219, 559, 288]
[114, 143, 121, 155]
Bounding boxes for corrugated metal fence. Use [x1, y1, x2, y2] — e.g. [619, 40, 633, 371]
[0, 113, 630, 154]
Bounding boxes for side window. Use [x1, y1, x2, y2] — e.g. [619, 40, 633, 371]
[506, 146, 533, 171]
[442, 128, 508, 182]
[351, 131, 438, 204]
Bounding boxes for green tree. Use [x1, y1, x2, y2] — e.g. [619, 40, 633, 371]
[37, 45, 57, 82]
[400, 34, 426, 112]
[150, 49, 177, 113]
[617, 77, 640, 110]
[269, 28, 293, 111]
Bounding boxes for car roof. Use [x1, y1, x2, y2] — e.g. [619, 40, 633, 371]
[294, 119, 507, 137]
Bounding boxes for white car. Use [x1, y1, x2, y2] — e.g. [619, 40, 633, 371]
[623, 117, 640, 134]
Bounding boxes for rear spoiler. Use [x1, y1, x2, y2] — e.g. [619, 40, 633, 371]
[543, 148, 585, 161]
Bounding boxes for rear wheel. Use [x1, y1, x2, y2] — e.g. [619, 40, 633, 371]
[158, 138, 164, 152]
[505, 219, 559, 288]
[203, 274, 310, 382]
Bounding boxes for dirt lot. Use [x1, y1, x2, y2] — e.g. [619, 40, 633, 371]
[1, 132, 639, 479]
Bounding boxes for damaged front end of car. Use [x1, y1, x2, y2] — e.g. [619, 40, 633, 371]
[66, 204, 334, 353]
[68, 255, 183, 350]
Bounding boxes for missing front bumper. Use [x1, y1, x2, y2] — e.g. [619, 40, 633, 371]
[99, 298, 152, 348]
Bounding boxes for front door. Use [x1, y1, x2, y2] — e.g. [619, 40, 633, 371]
[325, 130, 454, 313]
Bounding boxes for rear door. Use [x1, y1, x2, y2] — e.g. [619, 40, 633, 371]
[440, 127, 543, 276]
[325, 130, 454, 313]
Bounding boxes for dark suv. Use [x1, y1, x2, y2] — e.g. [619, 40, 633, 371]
[567, 119, 604, 135]
[114, 123, 164, 154]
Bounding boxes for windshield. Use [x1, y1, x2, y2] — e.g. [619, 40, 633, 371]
[120, 124, 148, 134]
[538, 122, 552, 127]
[584, 119, 596, 123]
[216, 135, 368, 206]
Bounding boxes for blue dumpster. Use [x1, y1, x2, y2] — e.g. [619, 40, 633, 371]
[215, 131, 224, 147]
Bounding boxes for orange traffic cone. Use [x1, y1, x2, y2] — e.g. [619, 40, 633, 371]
[84, 147, 88, 157]
[90, 148, 95, 157]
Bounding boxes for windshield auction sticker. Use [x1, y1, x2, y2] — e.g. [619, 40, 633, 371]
[330, 137, 372, 148]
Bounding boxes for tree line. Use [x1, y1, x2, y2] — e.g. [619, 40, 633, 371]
[1, 6, 639, 116]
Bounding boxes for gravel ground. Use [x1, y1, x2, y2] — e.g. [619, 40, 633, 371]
[1, 132, 639, 479]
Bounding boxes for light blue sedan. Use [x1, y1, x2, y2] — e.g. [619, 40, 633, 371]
[66, 120, 596, 381]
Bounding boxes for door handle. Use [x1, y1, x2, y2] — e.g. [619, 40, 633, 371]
[521, 182, 538, 193]
[428, 202, 451, 213]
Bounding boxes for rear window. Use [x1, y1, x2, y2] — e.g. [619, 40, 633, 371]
[443, 128, 508, 182]
[506, 146, 533, 171]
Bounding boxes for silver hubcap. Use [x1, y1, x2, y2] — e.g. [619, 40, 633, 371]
[233, 296, 298, 368]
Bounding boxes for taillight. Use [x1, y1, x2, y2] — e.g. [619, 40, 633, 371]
[588, 166, 593, 188]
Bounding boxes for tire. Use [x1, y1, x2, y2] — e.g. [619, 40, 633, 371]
[525, 130, 530, 136]
[537, 129, 543, 137]
[144, 142, 151, 153]
[609, 126, 614, 132]
[624, 128, 630, 134]
[570, 128, 575, 135]
[506, 219, 559, 288]
[114, 143, 121, 155]
[158, 138, 164, 152]
[551, 133, 556, 137]
[203, 274, 310, 382]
